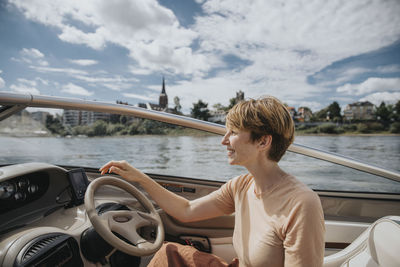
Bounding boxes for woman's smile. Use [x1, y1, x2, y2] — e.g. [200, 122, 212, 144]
[227, 147, 235, 157]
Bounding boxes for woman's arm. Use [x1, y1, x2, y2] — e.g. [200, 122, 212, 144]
[99, 160, 225, 223]
[283, 192, 325, 267]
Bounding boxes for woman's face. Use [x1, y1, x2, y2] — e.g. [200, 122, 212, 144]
[221, 128, 259, 167]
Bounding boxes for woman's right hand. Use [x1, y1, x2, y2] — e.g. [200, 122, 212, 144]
[99, 160, 148, 184]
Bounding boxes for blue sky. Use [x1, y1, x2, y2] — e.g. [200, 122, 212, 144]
[0, 0, 399, 113]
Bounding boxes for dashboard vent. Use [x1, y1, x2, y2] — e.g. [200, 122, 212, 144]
[22, 233, 64, 262]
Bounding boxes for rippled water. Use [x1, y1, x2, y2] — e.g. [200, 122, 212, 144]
[1, 135, 399, 193]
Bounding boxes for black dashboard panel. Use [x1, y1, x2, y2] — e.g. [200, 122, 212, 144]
[14, 233, 83, 267]
[0, 163, 72, 234]
[0, 171, 49, 214]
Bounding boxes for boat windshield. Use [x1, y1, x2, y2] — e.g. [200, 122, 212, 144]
[0, 108, 399, 194]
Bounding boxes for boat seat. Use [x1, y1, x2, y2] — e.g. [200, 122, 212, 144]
[323, 216, 400, 267]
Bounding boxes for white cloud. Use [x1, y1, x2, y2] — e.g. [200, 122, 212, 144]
[197, 1, 400, 61]
[337, 77, 400, 95]
[26, 107, 62, 116]
[19, 48, 49, 66]
[314, 64, 400, 87]
[15, 77, 49, 87]
[9, 0, 400, 109]
[10, 84, 40, 94]
[10, 0, 206, 75]
[123, 93, 155, 101]
[62, 83, 93, 96]
[315, 67, 372, 87]
[0, 77, 5, 88]
[30, 64, 138, 92]
[187, 0, 400, 106]
[17, 78, 37, 87]
[376, 65, 400, 74]
[35, 77, 49, 85]
[21, 48, 44, 58]
[31, 66, 88, 76]
[129, 65, 154, 75]
[0, 70, 4, 88]
[69, 59, 99, 66]
[360, 92, 400, 106]
[74, 74, 138, 91]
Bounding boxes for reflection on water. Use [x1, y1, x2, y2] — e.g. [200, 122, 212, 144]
[0, 135, 399, 193]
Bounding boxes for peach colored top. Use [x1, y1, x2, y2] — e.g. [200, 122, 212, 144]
[209, 173, 325, 267]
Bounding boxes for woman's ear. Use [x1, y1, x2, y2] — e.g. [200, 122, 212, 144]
[258, 135, 272, 150]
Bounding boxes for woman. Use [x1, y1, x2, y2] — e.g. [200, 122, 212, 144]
[100, 96, 325, 267]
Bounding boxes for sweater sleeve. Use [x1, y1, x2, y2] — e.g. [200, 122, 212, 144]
[283, 191, 325, 267]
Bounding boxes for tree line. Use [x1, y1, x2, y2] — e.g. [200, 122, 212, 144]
[45, 98, 400, 136]
[190, 99, 400, 134]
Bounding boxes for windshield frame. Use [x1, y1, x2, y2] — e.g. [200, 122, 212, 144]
[1, 91, 400, 184]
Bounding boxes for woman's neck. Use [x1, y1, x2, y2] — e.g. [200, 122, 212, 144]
[247, 159, 287, 195]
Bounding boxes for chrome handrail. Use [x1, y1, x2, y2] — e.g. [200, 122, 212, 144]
[1, 91, 399, 183]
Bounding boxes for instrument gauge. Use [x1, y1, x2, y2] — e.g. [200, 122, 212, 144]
[17, 178, 29, 189]
[14, 191, 26, 202]
[28, 184, 39, 194]
[0, 182, 16, 199]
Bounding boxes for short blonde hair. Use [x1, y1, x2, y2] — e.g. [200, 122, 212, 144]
[226, 96, 294, 162]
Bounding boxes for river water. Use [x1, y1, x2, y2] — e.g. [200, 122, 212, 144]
[1, 135, 399, 193]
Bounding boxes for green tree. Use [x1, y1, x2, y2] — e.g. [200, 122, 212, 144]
[327, 101, 342, 122]
[120, 115, 128, 124]
[110, 114, 121, 124]
[106, 123, 125, 135]
[90, 120, 108, 136]
[314, 108, 328, 121]
[375, 102, 391, 123]
[191, 100, 210, 121]
[313, 102, 342, 122]
[71, 125, 91, 135]
[45, 114, 66, 135]
[227, 97, 238, 110]
[390, 122, 400, 133]
[213, 103, 226, 110]
[395, 100, 400, 121]
[137, 119, 166, 134]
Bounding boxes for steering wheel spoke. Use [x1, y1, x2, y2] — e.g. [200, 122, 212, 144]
[103, 210, 152, 244]
[138, 241, 158, 250]
[137, 210, 161, 225]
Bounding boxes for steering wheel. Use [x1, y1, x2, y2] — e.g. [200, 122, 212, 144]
[84, 176, 164, 256]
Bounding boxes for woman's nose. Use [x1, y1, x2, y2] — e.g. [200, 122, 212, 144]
[221, 133, 229, 145]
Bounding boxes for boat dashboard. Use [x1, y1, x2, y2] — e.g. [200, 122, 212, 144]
[0, 162, 158, 267]
[1, 162, 400, 267]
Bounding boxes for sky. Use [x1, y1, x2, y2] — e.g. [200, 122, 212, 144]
[0, 0, 399, 114]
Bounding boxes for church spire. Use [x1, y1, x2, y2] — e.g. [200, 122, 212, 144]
[161, 76, 166, 94]
[159, 76, 168, 109]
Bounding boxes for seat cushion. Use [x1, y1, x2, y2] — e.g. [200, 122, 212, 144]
[339, 217, 400, 267]
[368, 219, 400, 267]
[342, 250, 378, 267]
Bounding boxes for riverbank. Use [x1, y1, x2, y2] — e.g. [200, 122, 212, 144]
[295, 122, 400, 135]
[2, 113, 399, 137]
[295, 132, 400, 137]
[2, 130, 399, 138]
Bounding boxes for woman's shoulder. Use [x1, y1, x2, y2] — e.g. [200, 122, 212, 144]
[281, 175, 320, 203]
[228, 173, 254, 192]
